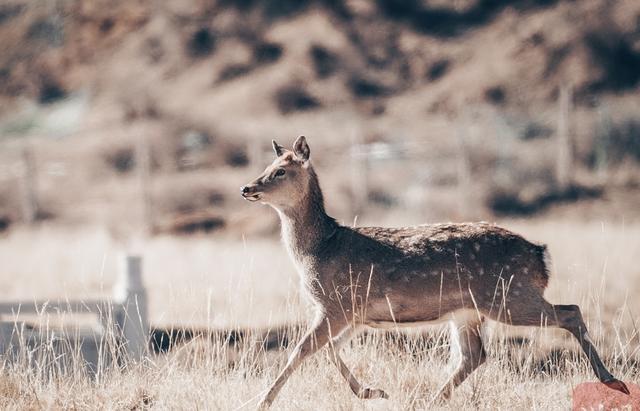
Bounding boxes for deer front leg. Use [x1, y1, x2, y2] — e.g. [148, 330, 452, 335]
[435, 317, 486, 400]
[328, 327, 388, 400]
[257, 316, 343, 410]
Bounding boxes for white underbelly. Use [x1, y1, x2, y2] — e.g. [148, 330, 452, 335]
[366, 309, 480, 330]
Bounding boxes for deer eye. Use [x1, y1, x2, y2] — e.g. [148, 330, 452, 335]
[275, 169, 286, 178]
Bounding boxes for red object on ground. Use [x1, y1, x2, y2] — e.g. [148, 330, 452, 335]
[573, 382, 639, 410]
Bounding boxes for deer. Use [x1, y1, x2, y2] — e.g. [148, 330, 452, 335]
[240, 136, 629, 409]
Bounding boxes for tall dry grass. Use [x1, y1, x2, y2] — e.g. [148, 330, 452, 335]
[0, 219, 638, 410]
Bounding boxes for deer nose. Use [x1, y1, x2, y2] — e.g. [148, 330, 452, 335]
[241, 185, 251, 195]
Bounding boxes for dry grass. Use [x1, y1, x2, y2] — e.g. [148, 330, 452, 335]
[0, 219, 639, 410]
[0, 331, 608, 410]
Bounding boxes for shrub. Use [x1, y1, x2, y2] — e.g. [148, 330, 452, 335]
[104, 147, 135, 173]
[225, 146, 249, 167]
[589, 117, 640, 167]
[347, 74, 389, 98]
[217, 64, 253, 83]
[426, 59, 450, 81]
[274, 85, 321, 114]
[309, 45, 339, 78]
[0, 215, 10, 233]
[485, 85, 506, 105]
[253, 42, 283, 64]
[187, 27, 216, 58]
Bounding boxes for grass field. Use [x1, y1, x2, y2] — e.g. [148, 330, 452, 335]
[0, 218, 638, 410]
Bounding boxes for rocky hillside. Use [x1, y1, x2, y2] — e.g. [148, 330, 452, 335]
[1, 1, 639, 115]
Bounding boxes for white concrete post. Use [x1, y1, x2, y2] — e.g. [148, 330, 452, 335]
[114, 255, 149, 362]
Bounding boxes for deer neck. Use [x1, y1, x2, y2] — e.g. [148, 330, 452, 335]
[276, 169, 337, 260]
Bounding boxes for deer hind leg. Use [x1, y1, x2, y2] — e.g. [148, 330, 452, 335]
[257, 316, 344, 410]
[553, 304, 629, 394]
[490, 297, 629, 395]
[435, 316, 487, 400]
[328, 327, 388, 400]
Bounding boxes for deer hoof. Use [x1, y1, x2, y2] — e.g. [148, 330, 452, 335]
[434, 386, 452, 401]
[359, 388, 388, 399]
[604, 379, 630, 395]
[256, 398, 272, 410]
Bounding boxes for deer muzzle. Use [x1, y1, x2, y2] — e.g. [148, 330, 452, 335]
[241, 184, 263, 202]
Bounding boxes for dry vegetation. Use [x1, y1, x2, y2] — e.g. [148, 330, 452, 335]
[0, 219, 639, 409]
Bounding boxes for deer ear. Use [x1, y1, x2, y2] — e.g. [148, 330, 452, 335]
[293, 135, 310, 162]
[272, 140, 285, 157]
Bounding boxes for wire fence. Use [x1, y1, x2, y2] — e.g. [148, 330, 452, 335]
[0, 88, 633, 232]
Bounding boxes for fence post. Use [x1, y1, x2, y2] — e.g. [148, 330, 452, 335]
[595, 101, 611, 182]
[350, 130, 368, 220]
[456, 122, 472, 218]
[556, 85, 574, 191]
[493, 112, 512, 189]
[248, 138, 264, 168]
[114, 255, 149, 362]
[136, 136, 153, 235]
[18, 143, 38, 224]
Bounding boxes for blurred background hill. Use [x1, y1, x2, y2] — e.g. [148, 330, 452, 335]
[0, 0, 639, 238]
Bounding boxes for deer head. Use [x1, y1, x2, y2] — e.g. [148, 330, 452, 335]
[241, 136, 312, 209]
